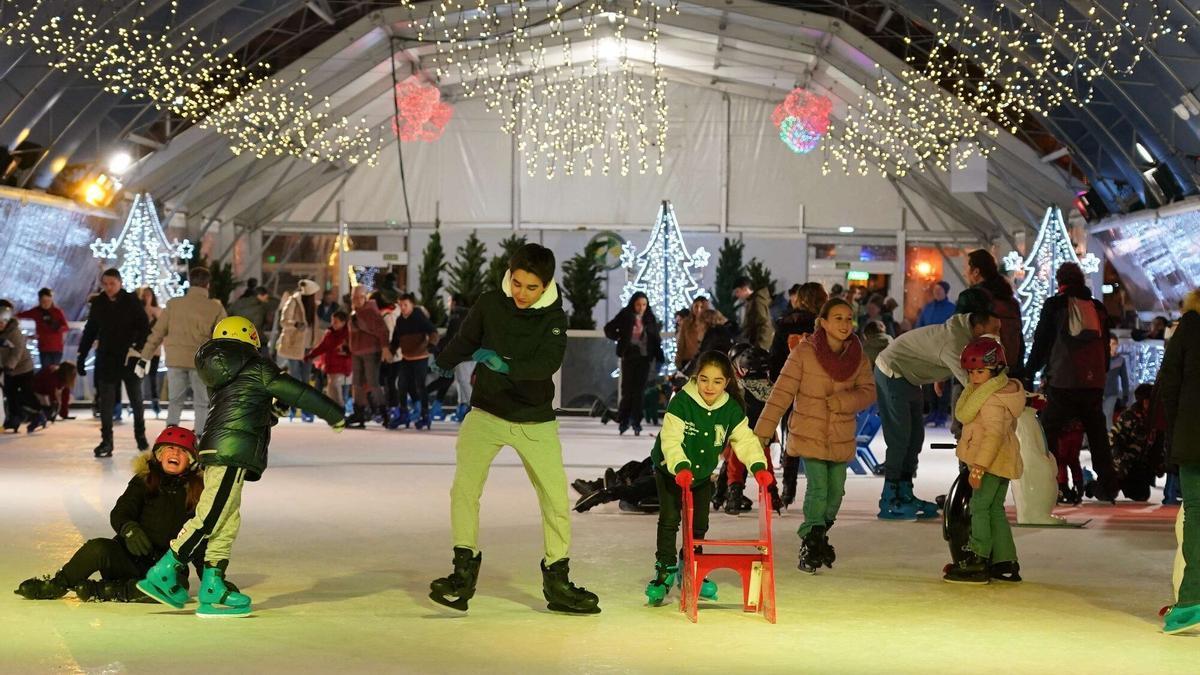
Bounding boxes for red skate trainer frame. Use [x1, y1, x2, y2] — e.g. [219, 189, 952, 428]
[680, 482, 777, 623]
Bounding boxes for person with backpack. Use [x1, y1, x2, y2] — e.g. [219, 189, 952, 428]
[1025, 262, 1116, 502]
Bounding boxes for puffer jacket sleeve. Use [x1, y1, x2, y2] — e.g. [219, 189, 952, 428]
[829, 357, 876, 414]
[109, 477, 146, 535]
[754, 344, 804, 439]
[262, 364, 344, 425]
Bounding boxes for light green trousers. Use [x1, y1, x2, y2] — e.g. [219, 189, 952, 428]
[171, 465, 245, 565]
[450, 409, 571, 563]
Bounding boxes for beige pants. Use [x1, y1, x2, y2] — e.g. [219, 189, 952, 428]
[171, 465, 245, 565]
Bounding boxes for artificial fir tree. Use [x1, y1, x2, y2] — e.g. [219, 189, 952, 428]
[419, 224, 447, 325]
[447, 231, 488, 306]
[561, 241, 607, 329]
[91, 193, 193, 300]
[711, 237, 744, 320]
[1003, 206, 1102, 354]
[620, 201, 710, 366]
[483, 234, 528, 293]
[745, 257, 778, 297]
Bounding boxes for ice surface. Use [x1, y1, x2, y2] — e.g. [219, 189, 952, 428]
[0, 414, 1189, 673]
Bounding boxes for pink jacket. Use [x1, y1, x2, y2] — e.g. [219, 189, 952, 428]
[956, 379, 1026, 480]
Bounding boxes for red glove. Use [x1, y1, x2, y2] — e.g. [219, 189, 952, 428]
[675, 469, 693, 489]
[754, 469, 775, 488]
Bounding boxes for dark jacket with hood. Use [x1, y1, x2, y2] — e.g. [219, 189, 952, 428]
[769, 308, 818, 381]
[435, 271, 567, 423]
[1159, 310, 1200, 466]
[78, 289, 150, 380]
[195, 338, 344, 480]
[1026, 284, 1109, 390]
[110, 451, 203, 559]
[974, 276, 1026, 380]
[604, 306, 664, 363]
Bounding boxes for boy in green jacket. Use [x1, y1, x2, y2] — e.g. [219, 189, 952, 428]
[136, 316, 345, 618]
[428, 244, 599, 615]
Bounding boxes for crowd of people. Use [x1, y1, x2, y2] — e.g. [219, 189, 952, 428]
[5, 243, 1199, 634]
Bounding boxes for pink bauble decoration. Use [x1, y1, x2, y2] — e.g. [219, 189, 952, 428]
[392, 76, 453, 142]
[773, 87, 832, 136]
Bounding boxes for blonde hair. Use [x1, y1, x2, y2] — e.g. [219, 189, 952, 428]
[1184, 289, 1200, 315]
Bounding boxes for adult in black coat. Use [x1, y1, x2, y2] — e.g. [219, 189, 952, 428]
[1025, 262, 1114, 500]
[769, 282, 827, 382]
[14, 427, 207, 602]
[603, 292, 664, 436]
[77, 269, 151, 458]
[1158, 290, 1200, 632]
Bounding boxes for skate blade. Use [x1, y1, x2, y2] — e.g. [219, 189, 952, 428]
[1163, 621, 1200, 635]
[428, 591, 469, 612]
[135, 580, 186, 609]
[797, 566, 817, 575]
[941, 577, 989, 585]
[196, 605, 253, 619]
[546, 602, 601, 615]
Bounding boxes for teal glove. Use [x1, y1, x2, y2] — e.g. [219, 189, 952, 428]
[472, 348, 509, 374]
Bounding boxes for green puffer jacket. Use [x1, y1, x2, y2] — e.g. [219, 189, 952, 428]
[195, 339, 343, 480]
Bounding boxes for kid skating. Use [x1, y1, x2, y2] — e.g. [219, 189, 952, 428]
[753, 298, 875, 574]
[428, 244, 599, 614]
[943, 337, 1026, 585]
[646, 350, 772, 606]
[136, 317, 345, 617]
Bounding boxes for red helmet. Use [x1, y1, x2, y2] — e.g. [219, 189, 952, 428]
[960, 336, 1007, 370]
[152, 425, 199, 463]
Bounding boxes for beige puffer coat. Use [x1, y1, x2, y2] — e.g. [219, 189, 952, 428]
[275, 291, 317, 361]
[753, 339, 876, 462]
[956, 379, 1026, 480]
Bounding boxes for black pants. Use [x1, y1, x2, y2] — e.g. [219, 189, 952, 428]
[381, 361, 400, 408]
[97, 370, 145, 443]
[618, 354, 652, 429]
[60, 538, 148, 585]
[1040, 387, 1114, 492]
[654, 468, 714, 566]
[144, 356, 160, 410]
[2, 370, 40, 426]
[397, 358, 429, 413]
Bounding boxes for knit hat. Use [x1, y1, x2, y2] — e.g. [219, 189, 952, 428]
[298, 279, 320, 296]
[936, 280, 951, 293]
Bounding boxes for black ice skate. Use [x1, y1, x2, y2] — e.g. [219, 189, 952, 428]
[429, 547, 482, 612]
[541, 558, 600, 614]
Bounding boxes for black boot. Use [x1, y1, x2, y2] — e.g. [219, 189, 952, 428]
[798, 527, 824, 575]
[571, 478, 603, 498]
[429, 547, 482, 612]
[93, 440, 113, 458]
[819, 524, 836, 568]
[347, 406, 367, 429]
[768, 484, 784, 515]
[711, 465, 728, 512]
[135, 433, 150, 452]
[574, 488, 616, 513]
[989, 560, 1022, 582]
[75, 579, 152, 602]
[541, 558, 600, 614]
[724, 483, 747, 515]
[943, 548, 990, 584]
[781, 456, 799, 507]
[15, 571, 70, 599]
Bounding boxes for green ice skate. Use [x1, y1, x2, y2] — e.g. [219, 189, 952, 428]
[196, 565, 251, 618]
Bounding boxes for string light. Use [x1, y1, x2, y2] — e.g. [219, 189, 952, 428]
[915, 2, 1188, 136]
[620, 201, 708, 368]
[410, 0, 676, 178]
[1005, 206, 1101, 356]
[4, 0, 384, 166]
[90, 193, 193, 300]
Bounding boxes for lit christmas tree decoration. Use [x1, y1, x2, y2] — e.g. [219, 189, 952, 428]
[90, 193, 193, 300]
[620, 201, 709, 368]
[1006, 206, 1101, 354]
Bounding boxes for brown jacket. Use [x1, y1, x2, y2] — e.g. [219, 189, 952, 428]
[349, 300, 390, 355]
[139, 287, 227, 368]
[955, 379, 1026, 480]
[753, 339, 876, 462]
[741, 287, 775, 352]
[674, 308, 727, 369]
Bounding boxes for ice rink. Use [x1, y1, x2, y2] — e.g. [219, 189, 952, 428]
[0, 413, 1191, 673]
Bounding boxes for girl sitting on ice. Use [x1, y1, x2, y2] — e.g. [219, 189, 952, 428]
[753, 298, 876, 574]
[14, 426, 207, 602]
[943, 336, 1026, 585]
[645, 350, 772, 606]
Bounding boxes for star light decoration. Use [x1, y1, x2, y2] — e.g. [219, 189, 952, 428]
[90, 193, 194, 300]
[620, 201, 709, 369]
[5, 0, 383, 166]
[1004, 206, 1101, 355]
[917, 2, 1188, 136]
[391, 76, 454, 142]
[409, 0, 675, 178]
[771, 88, 832, 154]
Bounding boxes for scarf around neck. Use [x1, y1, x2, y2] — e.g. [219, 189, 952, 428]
[954, 373, 1010, 424]
[810, 327, 864, 382]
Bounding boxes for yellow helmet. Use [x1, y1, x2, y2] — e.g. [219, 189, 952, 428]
[212, 316, 261, 348]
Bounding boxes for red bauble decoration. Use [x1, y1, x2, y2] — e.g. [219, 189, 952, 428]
[391, 76, 453, 142]
[771, 87, 832, 136]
